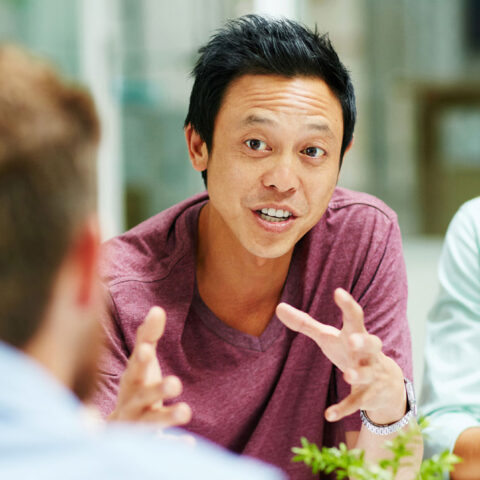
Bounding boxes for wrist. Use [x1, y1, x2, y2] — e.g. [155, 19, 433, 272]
[366, 385, 407, 425]
[361, 378, 417, 435]
[365, 356, 407, 425]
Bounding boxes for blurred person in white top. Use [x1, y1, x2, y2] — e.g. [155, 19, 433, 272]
[421, 198, 480, 480]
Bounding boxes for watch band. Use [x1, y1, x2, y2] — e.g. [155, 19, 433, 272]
[359, 378, 417, 435]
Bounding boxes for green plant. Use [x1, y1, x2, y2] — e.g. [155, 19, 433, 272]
[292, 417, 460, 479]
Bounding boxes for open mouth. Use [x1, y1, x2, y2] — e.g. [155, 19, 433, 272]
[255, 207, 294, 223]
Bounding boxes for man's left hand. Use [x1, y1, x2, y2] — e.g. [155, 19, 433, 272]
[276, 288, 406, 425]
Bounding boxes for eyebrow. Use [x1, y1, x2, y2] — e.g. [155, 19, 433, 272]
[305, 123, 336, 139]
[241, 114, 336, 139]
[242, 115, 276, 126]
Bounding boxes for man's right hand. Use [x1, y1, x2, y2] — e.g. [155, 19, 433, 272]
[108, 306, 192, 426]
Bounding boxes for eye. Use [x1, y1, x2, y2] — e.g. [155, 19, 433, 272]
[301, 146, 326, 158]
[245, 139, 269, 151]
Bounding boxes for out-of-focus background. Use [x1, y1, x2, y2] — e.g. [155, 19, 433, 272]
[1, 0, 480, 393]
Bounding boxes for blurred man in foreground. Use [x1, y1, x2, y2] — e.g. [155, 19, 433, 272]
[0, 45, 282, 480]
[421, 198, 480, 479]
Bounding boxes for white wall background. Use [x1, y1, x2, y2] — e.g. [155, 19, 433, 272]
[404, 237, 444, 393]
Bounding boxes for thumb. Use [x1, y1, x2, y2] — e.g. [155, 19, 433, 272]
[325, 390, 363, 422]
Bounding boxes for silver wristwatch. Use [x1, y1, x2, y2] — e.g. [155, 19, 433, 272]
[359, 378, 417, 435]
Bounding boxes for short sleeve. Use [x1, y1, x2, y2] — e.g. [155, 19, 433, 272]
[339, 214, 412, 433]
[90, 285, 130, 417]
[420, 199, 480, 457]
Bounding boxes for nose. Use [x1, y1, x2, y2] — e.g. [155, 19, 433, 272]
[261, 154, 300, 194]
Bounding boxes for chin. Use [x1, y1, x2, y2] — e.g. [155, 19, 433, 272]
[244, 239, 295, 260]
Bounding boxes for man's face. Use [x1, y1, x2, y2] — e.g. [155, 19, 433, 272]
[204, 74, 345, 259]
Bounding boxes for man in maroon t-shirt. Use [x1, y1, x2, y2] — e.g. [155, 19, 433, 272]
[93, 15, 422, 479]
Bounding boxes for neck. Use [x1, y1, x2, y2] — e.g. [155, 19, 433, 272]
[196, 202, 293, 336]
[23, 327, 73, 391]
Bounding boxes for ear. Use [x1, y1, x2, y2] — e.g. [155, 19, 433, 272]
[70, 216, 101, 307]
[185, 123, 209, 172]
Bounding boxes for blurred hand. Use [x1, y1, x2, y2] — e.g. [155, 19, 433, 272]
[276, 288, 406, 425]
[108, 306, 192, 426]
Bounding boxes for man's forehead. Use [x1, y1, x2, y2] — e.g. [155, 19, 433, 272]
[220, 74, 343, 124]
[241, 113, 337, 139]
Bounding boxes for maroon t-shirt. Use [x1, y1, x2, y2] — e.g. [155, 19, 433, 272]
[93, 188, 413, 480]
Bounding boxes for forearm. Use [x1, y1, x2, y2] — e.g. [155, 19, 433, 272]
[451, 427, 480, 480]
[348, 377, 422, 480]
[353, 422, 423, 479]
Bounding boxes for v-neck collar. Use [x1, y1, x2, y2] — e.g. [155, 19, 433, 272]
[188, 204, 303, 352]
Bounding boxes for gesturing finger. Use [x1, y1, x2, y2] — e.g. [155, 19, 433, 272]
[141, 402, 192, 427]
[325, 389, 363, 422]
[126, 306, 166, 385]
[136, 306, 166, 346]
[349, 332, 383, 355]
[344, 366, 375, 385]
[348, 332, 382, 367]
[334, 288, 366, 333]
[276, 302, 339, 344]
[125, 376, 183, 417]
[124, 341, 155, 381]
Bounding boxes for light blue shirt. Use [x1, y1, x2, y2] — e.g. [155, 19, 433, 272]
[420, 198, 480, 459]
[0, 341, 284, 480]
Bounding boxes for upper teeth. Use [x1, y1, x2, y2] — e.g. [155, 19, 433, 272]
[261, 208, 293, 218]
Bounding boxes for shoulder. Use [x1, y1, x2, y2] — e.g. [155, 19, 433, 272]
[441, 197, 480, 276]
[460, 196, 480, 214]
[452, 197, 480, 235]
[311, 187, 399, 243]
[297, 188, 405, 308]
[99, 192, 207, 287]
[444, 197, 480, 254]
[327, 187, 398, 222]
